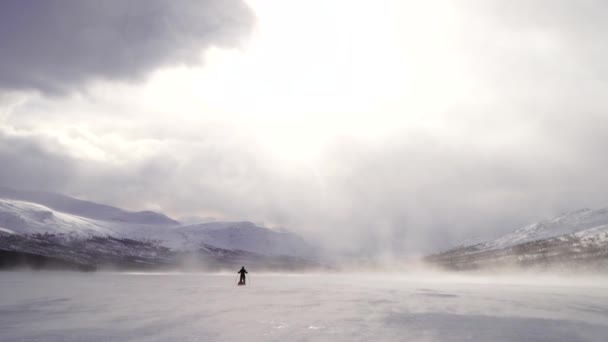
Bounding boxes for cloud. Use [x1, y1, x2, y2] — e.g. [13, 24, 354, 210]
[0, 128, 77, 190]
[2, 115, 608, 257]
[1, 0, 608, 258]
[0, 0, 253, 93]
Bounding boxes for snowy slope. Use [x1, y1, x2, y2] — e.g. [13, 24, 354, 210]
[164, 221, 317, 258]
[0, 199, 118, 238]
[482, 208, 608, 251]
[0, 190, 316, 259]
[427, 208, 608, 270]
[0, 198, 174, 239]
[0, 187, 178, 225]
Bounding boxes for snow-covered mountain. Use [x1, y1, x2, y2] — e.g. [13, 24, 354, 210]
[0, 188, 318, 269]
[426, 208, 608, 270]
[0, 187, 178, 226]
[481, 208, 608, 251]
[0, 199, 118, 237]
[167, 222, 317, 257]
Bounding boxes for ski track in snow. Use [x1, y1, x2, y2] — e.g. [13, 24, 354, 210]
[1, 273, 607, 342]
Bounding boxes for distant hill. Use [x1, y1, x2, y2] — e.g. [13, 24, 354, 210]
[0, 188, 319, 270]
[0, 187, 178, 225]
[426, 208, 608, 270]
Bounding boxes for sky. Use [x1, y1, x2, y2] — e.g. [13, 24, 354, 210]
[1, 0, 608, 256]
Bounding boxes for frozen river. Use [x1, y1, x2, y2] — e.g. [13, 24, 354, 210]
[1, 271, 608, 341]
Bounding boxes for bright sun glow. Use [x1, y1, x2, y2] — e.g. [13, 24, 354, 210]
[139, 0, 470, 163]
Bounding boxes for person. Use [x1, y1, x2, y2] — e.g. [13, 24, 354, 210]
[237, 266, 248, 285]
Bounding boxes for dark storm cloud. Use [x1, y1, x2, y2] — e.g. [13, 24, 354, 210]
[0, 0, 253, 93]
[0, 130, 76, 190]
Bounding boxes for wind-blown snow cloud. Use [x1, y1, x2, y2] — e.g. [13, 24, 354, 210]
[1, 0, 608, 257]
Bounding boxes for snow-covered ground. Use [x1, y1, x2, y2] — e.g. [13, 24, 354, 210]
[1, 272, 607, 342]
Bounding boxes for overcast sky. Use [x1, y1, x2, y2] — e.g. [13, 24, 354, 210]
[1, 0, 608, 256]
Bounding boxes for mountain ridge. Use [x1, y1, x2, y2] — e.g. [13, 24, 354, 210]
[0, 186, 179, 226]
[426, 207, 608, 270]
[0, 188, 319, 270]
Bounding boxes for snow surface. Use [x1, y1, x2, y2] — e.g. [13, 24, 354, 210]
[1, 272, 607, 342]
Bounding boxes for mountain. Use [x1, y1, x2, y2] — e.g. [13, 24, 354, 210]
[426, 208, 608, 270]
[0, 187, 178, 225]
[166, 222, 317, 257]
[0, 188, 319, 270]
[0, 199, 118, 237]
[0, 233, 319, 272]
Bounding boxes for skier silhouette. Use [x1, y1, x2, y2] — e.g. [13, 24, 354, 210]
[237, 266, 248, 285]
